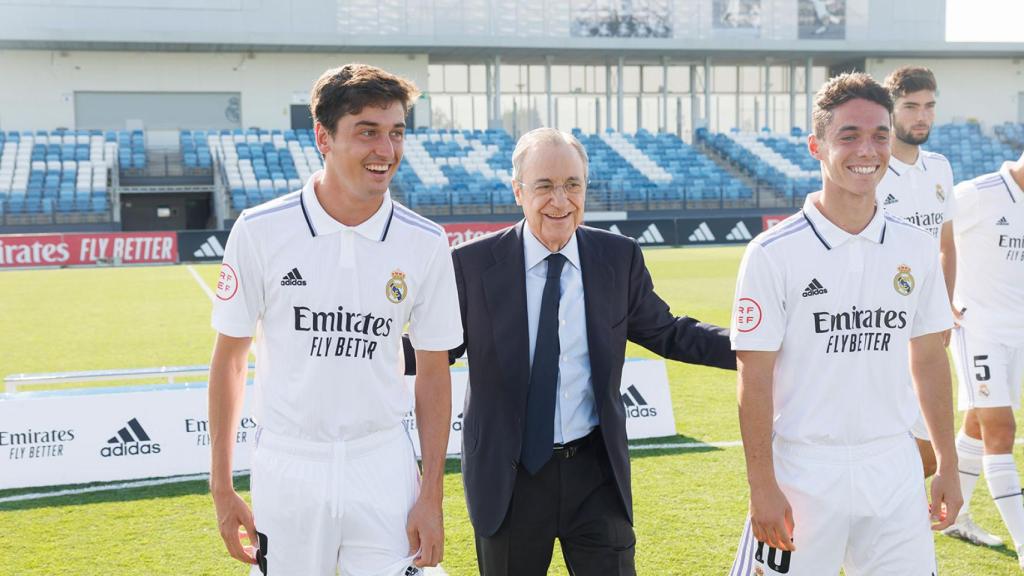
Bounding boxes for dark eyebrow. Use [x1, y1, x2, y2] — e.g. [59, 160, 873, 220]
[531, 178, 554, 185]
[837, 125, 890, 133]
[354, 121, 407, 129]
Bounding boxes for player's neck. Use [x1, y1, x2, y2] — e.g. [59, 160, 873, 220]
[1010, 159, 1024, 191]
[815, 186, 876, 235]
[891, 138, 920, 166]
[314, 171, 385, 227]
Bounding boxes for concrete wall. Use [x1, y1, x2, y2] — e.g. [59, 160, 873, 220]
[0, 50, 428, 131]
[866, 58, 1024, 128]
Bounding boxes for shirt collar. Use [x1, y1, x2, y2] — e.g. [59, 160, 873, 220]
[299, 170, 395, 241]
[1000, 162, 1022, 203]
[887, 151, 926, 177]
[522, 219, 581, 272]
[801, 193, 887, 250]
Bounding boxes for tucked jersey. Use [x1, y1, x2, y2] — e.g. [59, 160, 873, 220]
[731, 194, 953, 445]
[212, 171, 463, 441]
[876, 149, 956, 240]
[953, 163, 1024, 346]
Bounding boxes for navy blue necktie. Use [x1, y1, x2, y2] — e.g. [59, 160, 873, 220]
[521, 253, 567, 475]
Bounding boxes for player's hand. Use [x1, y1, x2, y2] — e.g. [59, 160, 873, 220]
[928, 469, 963, 531]
[749, 482, 795, 552]
[406, 494, 444, 567]
[212, 488, 258, 564]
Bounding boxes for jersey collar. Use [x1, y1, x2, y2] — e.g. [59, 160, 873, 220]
[886, 150, 926, 177]
[299, 170, 395, 241]
[1000, 162, 1022, 203]
[801, 193, 887, 250]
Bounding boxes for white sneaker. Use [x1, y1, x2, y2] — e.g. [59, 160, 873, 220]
[942, 514, 1004, 547]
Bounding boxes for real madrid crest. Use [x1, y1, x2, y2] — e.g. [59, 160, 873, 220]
[936, 183, 945, 202]
[893, 264, 915, 296]
[979, 383, 991, 397]
[386, 269, 408, 304]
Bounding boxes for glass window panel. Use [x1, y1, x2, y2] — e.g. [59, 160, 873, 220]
[570, 66, 586, 93]
[428, 65, 445, 94]
[713, 66, 737, 93]
[469, 65, 486, 93]
[667, 66, 690, 93]
[444, 66, 468, 93]
[740, 66, 762, 93]
[623, 66, 641, 94]
[551, 65, 570, 92]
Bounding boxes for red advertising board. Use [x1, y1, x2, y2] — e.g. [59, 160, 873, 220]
[761, 214, 793, 231]
[443, 222, 514, 246]
[0, 232, 179, 269]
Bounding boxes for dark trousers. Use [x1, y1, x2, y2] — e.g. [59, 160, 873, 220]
[475, 431, 636, 576]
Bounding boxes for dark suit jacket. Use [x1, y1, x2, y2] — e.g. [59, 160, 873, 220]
[448, 222, 735, 538]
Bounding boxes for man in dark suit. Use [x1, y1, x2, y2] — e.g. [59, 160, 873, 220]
[408, 127, 735, 575]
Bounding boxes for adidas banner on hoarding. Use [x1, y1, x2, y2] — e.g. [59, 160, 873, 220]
[176, 230, 231, 263]
[676, 217, 763, 246]
[586, 219, 678, 246]
[0, 360, 674, 490]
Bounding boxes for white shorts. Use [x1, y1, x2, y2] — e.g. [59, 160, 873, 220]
[729, 434, 936, 576]
[951, 325, 1024, 411]
[249, 425, 423, 576]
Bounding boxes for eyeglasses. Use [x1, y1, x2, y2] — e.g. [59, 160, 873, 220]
[516, 180, 586, 196]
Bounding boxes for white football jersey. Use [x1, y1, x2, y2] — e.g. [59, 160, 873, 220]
[953, 163, 1024, 346]
[876, 149, 956, 240]
[731, 194, 953, 445]
[212, 171, 463, 441]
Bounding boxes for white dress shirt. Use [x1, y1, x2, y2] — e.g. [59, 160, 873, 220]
[523, 222, 598, 444]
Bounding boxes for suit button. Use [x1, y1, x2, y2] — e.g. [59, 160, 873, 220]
[511, 461, 518, 471]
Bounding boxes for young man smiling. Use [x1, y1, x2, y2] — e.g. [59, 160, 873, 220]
[208, 64, 462, 576]
[728, 73, 960, 576]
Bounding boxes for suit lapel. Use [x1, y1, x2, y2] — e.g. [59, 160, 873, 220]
[481, 222, 532, 409]
[577, 227, 615, 405]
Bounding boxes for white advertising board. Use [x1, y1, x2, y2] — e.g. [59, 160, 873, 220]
[0, 360, 674, 490]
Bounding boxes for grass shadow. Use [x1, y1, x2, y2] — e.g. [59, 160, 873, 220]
[627, 433, 727, 459]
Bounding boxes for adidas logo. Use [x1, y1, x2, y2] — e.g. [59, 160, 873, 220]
[281, 268, 307, 286]
[636, 224, 665, 244]
[725, 221, 752, 241]
[193, 235, 225, 258]
[997, 217, 1010, 226]
[621, 384, 658, 418]
[802, 278, 828, 297]
[688, 222, 716, 243]
[100, 418, 161, 457]
[607, 223, 664, 244]
[884, 194, 899, 205]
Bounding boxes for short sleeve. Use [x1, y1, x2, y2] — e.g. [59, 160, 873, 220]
[941, 164, 957, 223]
[407, 236, 464, 351]
[911, 250, 955, 338]
[731, 241, 786, 351]
[953, 181, 982, 236]
[211, 217, 265, 337]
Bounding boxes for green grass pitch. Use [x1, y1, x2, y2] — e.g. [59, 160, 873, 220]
[0, 246, 1021, 574]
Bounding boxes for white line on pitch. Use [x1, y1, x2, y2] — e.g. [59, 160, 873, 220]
[186, 264, 214, 302]
[0, 441, 743, 504]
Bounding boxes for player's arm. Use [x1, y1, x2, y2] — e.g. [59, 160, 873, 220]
[208, 333, 257, 564]
[406, 349, 451, 567]
[909, 331, 962, 530]
[939, 221, 957, 344]
[737, 349, 794, 552]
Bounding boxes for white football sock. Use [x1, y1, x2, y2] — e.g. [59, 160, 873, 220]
[984, 454, 1024, 548]
[956, 431, 985, 517]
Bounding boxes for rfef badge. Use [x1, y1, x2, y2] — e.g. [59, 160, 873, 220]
[893, 264, 915, 296]
[386, 269, 408, 303]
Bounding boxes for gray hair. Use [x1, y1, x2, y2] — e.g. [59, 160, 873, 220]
[511, 127, 589, 183]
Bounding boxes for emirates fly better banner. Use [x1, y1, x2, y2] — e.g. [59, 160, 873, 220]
[0, 360, 674, 490]
[0, 232, 178, 268]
